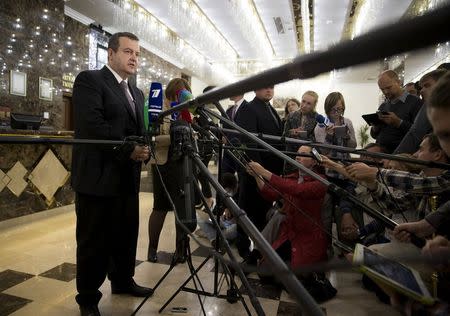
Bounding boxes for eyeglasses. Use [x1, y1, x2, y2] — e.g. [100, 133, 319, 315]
[330, 108, 344, 113]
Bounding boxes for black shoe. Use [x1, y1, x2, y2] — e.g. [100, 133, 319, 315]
[147, 249, 158, 263]
[211, 239, 226, 254]
[172, 251, 187, 264]
[111, 279, 154, 297]
[173, 237, 188, 264]
[79, 304, 101, 316]
[245, 249, 262, 266]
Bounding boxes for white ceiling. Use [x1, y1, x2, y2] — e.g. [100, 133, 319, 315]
[314, 0, 351, 52]
[252, 0, 298, 58]
[65, 0, 443, 83]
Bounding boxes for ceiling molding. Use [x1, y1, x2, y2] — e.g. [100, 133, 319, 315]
[292, 0, 313, 53]
[341, 0, 366, 41]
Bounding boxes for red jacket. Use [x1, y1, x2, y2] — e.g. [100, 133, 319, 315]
[260, 171, 328, 269]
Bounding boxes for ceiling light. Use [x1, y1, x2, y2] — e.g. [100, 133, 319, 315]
[273, 17, 285, 34]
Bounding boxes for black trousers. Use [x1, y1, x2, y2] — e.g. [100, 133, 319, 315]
[236, 173, 273, 258]
[75, 192, 139, 305]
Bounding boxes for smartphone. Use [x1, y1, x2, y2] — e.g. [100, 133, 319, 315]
[334, 125, 347, 138]
[298, 130, 308, 139]
[311, 148, 322, 163]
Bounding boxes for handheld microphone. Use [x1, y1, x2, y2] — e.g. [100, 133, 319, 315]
[145, 82, 163, 134]
[315, 113, 330, 127]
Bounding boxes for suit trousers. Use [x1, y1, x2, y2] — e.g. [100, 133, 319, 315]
[75, 192, 139, 305]
[236, 173, 273, 258]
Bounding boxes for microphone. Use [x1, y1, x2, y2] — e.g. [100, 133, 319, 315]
[176, 89, 194, 123]
[145, 82, 163, 133]
[316, 113, 330, 127]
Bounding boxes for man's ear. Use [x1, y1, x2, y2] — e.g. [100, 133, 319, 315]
[108, 48, 114, 60]
[435, 149, 448, 162]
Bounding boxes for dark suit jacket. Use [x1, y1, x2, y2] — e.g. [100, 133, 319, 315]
[224, 100, 248, 141]
[71, 66, 145, 197]
[235, 97, 283, 174]
[234, 97, 283, 229]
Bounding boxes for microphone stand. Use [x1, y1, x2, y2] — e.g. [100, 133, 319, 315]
[191, 108, 326, 316]
[0, 135, 124, 146]
[202, 108, 427, 249]
[213, 127, 450, 170]
[218, 144, 384, 167]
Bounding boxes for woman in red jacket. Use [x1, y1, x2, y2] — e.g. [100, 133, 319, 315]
[246, 145, 328, 269]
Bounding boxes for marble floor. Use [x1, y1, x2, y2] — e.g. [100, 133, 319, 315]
[0, 193, 401, 316]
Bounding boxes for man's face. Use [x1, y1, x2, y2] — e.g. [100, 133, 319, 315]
[300, 94, 316, 114]
[405, 84, 418, 96]
[428, 107, 450, 157]
[361, 145, 383, 162]
[230, 95, 244, 102]
[419, 77, 437, 101]
[255, 86, 274, 102]
[296, 146, 315, 169]
[108, 37, 140, 79]
[414, 138, 436, 161]
[378, 75, 402, 100]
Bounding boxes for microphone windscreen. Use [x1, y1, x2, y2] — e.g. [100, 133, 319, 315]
[176, 89, 194, 123]
[315, 113, 329, 127]
[147, 82, 163, 131]
[177, 89, 194, 103]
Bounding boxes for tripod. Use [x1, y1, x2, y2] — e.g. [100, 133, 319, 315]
[132, 122, 257, 315]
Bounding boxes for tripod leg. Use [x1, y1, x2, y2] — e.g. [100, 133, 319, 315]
[185, 245, 207, 316]
[158, 254, 211, 313]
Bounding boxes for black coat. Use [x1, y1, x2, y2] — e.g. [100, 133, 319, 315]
[235, 97, 283, 174]
[71, 66, 145, 196]
[234, 97, 283, 233]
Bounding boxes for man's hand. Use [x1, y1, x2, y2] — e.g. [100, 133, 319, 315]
[422, 235, 450, 271]
[378, 112, 402, 127]
[246, 161, 265, 176]
[393, 220, 436, 242]
[320, 155, 340, 170]
[130, 145, 150, 162]
[345, 163, 378, 183]
[340, 213, 359, 240]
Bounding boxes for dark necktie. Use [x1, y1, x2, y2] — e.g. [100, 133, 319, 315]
[120, 80, 136, 118]
[266, 103, 279, 128]
[231, 105, 237, 120]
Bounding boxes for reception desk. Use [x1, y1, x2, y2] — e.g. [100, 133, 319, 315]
[0, 128, 74, 222]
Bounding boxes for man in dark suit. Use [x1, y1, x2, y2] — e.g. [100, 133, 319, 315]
[71, 32, 153, 316]
[234, 86, 283, 259]
[221, 94, 247, 174]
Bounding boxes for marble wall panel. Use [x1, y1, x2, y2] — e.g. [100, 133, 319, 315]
[0, 0, 65, 129]
[0, 139, 74, 222]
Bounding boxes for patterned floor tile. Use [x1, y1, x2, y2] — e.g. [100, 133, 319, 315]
[191, 245, 213, 258]
[276, 301, 327, 316]
[0, 270, 35, 292]
[0, 292, 32, 315]
[154, 251, 175, 265]
[39, 262, 76, 282]
[238, 277, 282, 300]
